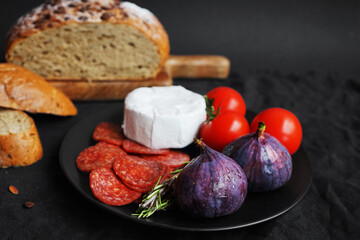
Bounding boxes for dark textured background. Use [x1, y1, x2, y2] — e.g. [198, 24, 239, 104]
[2, 0, 360, 76]
[0, 0, 359, 239]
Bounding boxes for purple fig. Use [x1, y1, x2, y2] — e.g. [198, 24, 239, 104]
[223, 121, 292, 192]
[174, 139, 247, 218]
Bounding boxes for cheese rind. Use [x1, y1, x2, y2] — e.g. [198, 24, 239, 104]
[123, 86, 206, 149]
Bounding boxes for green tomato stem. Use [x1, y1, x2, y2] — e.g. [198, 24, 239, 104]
[204, 95, 220, 121]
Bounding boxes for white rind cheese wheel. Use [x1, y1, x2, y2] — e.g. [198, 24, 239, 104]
[123, 86, 206, 149]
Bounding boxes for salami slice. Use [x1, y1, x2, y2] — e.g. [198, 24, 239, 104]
[76, 142, 126, 172]
[113, 155, 168, 193]
[122, 139, 169, 155]
[93, 122, 125, 146]
[141, 151, 190, 168]
[90, 168, 141, 206]
[94, 141, 120, 149]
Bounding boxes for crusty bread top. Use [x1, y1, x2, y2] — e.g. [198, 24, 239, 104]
[5, 0, 170, 71]
[0, 63, 77, 116]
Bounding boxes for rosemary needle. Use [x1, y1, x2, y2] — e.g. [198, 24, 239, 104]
[133, 164, 187, 218]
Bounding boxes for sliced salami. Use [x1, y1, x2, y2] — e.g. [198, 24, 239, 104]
[122, 139, 169, 155]
[113, 155, 168, 193]
[93, 122, 125, 146]
[94, 141, 119, 149]
[141, 151, 190, 168]
[76, 142, 126, 172]
[90, 168, 141, 206]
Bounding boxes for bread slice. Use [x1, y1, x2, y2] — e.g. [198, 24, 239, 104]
[5, 0, 169, 81]
[0, 108, 43, 168]
[0, 63, 77, 116]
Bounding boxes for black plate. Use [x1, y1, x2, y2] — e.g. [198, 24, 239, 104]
[59, 103, 312, 232]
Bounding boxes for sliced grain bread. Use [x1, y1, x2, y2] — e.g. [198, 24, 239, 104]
[5, 0, 169, 81]
[0, 108, 43, 168]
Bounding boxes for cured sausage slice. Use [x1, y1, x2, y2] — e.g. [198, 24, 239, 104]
[76, 142, 126, 172]
[141, 151, 190, 168]
[122, 139, 169, 155]
[93, 122, 125, 146]
[95, 141, 119, 149]
[90, 168, 141, 206]
[113, 155, 168, 193]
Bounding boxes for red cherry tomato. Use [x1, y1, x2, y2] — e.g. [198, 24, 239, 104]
[206, 87, 246, 116]
[200, 111, 250, 152]
[250, 108, 302, 155]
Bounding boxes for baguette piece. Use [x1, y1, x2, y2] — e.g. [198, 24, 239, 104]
[0, 108, 43, 168]
[0, 63, 77, 116]
[5, 0, 170, 81]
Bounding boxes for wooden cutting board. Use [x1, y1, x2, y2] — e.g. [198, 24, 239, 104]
[48, 55, 230, 100]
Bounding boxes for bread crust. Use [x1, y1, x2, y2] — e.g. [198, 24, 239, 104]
[5, 0, 170, 79]
[0, 110, 43, 168]
[0, 63, 77, 116]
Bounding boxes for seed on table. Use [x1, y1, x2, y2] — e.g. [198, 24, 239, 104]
[8, 185, 19, 195]
[23, 202, 35, 208]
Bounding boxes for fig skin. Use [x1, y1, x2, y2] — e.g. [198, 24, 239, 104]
[223, 122, 292, 192]
[174, 140, 248, 218]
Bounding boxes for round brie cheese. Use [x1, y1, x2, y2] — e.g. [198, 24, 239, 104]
[123, 86, 206, 149]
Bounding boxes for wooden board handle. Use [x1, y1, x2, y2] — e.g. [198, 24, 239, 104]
[165, 55, 230, 79]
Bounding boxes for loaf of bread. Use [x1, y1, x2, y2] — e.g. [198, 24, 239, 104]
[0, 63, 77, 116]
[5, 0, 170, 81]
[0, 108, 43, 168]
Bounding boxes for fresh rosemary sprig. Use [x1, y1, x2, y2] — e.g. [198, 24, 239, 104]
[133, 162, 188, 218]
[133, 178, 173, 218]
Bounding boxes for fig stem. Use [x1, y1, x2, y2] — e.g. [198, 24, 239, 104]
[194, 138, 205, 148]
[256, 121, 266, 138]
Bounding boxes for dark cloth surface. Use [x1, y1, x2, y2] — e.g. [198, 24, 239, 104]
[0, 72, 359, 239]
[1, 0, 360, 239]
